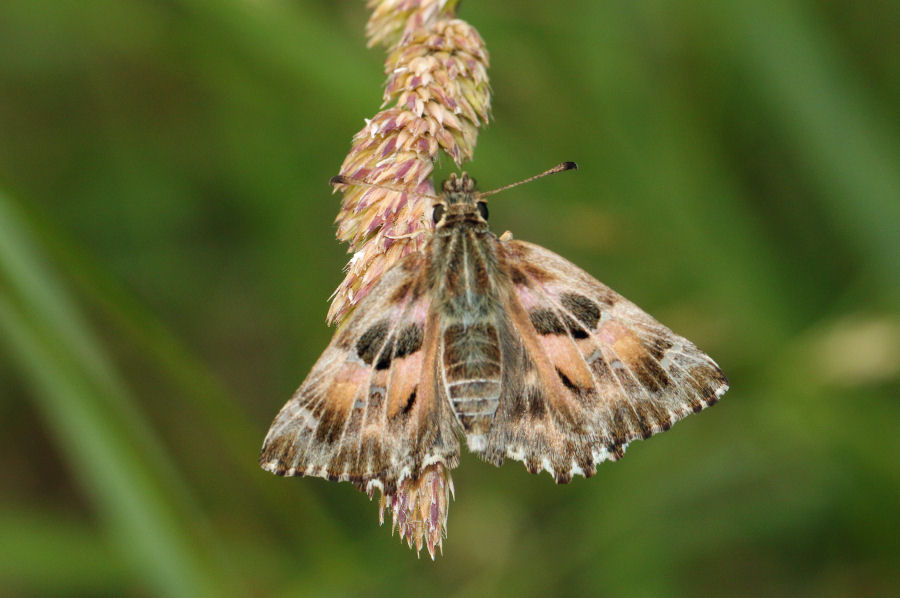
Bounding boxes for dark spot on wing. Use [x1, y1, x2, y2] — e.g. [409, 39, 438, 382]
[401, 388, 417, 414]
[635, 354, 671, 391]
[530, 305, 591, 339]
[509, 267, 530, 287]
[394, 324, 423, 358]
[576, 451, 595, 477]
[554, 367, 597, 409]
[556, 367, 578, 391]
[374, 336, 394, 370]
[315, 406, 347, 445]
[356, 320, 390, 365]
[389, 280, 412, 303]
[566, 320, 590, 339]
[646, 337, 673, 361]
[529, 309, 567, 335]
[561, 293, 601, 330]
[657, 411, 674, 431]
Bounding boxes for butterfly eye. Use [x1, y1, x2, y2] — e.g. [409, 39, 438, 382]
[432, 203, 445, 224]
[476, 201, 489, 220]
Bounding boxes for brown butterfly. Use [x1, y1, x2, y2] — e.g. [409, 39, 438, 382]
[260, 163, 728, 497]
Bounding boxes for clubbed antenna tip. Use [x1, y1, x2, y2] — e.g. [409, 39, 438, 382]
[478, 161, 579, 198]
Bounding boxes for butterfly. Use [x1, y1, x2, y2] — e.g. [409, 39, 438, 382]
[259, 163, 728, 497]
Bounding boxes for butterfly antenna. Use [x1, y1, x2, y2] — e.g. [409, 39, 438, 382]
[329, 174, 441, 201]
[477, 161, 577, 198]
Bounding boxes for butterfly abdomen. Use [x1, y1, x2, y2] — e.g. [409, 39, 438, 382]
[430, 227, 507, 448]
[442, 321, 502, 446]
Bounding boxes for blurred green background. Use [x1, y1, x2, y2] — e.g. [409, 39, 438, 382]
[1, 1, 898, 596]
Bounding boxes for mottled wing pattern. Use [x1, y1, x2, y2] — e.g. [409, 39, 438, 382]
[259, 253, 461, 495]
[480, 240, 728, 483]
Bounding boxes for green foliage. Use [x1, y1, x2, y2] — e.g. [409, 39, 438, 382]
[1, 1, 897, 596]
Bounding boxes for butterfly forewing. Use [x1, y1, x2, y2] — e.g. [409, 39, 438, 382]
[259, 252, 461, 495]
[479, 239, 728, 482]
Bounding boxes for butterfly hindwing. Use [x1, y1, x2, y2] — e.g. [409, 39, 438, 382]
[481, 239, 728, 482]
[259, 253, 461, 495]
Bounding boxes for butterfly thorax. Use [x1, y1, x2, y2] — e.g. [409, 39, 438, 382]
[429, 173, 501, 316]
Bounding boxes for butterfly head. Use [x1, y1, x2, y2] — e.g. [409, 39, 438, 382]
[432, 172, 489, 227]
[331, 163, 577, 230]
